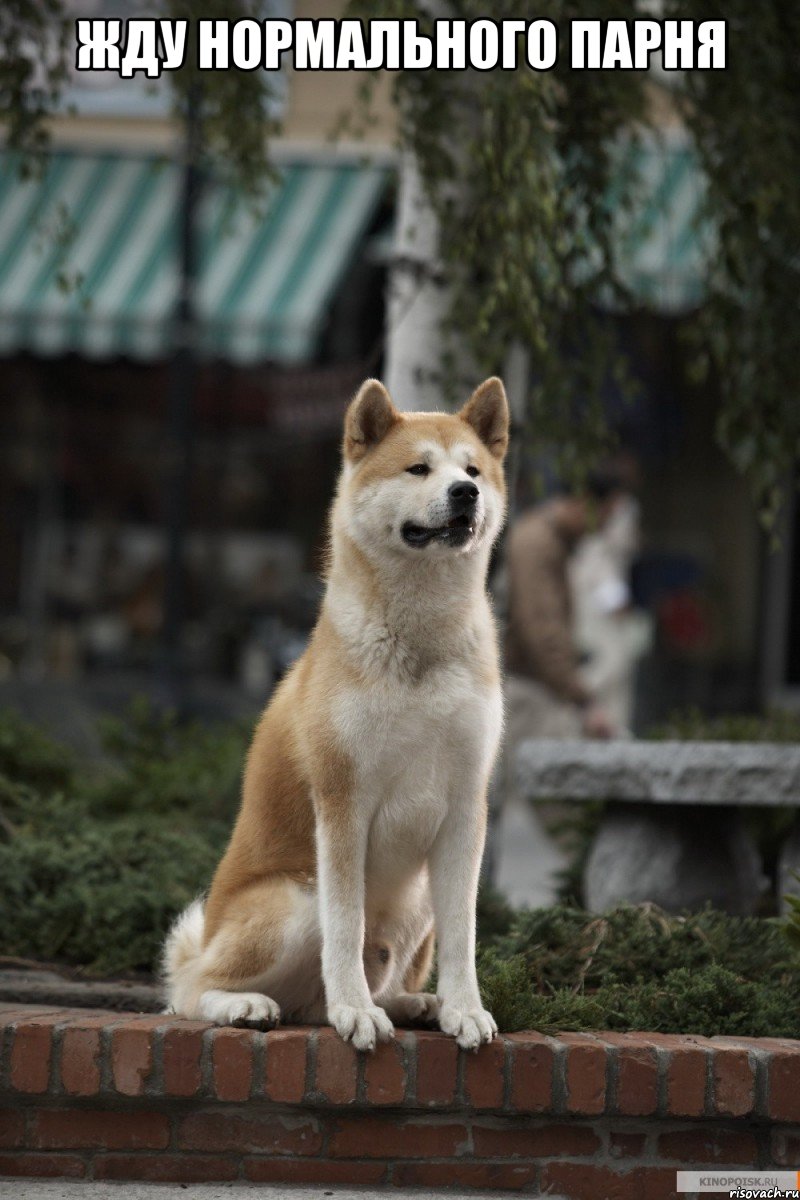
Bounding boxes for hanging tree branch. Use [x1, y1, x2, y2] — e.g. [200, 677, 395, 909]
[352, 0, 800, 519]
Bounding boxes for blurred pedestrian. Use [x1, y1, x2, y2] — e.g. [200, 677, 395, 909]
[503, 469, 627, 745]
[488, 469, 629, 905]
[570, 489, 652, 733]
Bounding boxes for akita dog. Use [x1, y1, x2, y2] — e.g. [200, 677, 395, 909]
[163, 376, 509, 1051]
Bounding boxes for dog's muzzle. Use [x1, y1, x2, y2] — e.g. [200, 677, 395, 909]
[401, 482, 480, 548]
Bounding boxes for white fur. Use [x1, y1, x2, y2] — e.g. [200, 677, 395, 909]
[199, 989, 281, 1027]
[161, 897, 204, 997]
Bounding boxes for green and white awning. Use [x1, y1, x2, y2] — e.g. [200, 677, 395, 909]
[610, 133, 712, 313]
[0, 151, 389, 363]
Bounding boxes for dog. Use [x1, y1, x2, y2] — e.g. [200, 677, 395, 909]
[163, 376, 509, 1051]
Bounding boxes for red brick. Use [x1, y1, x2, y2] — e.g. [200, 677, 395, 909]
[508, 1033, 555, 1113]
[769, 1048, 800, 1122]
[602, 1034, 658, 1116]
[0, 1107, 25, 1148]
[562, 1033, 606, 1116]
[666, 1044, 708, 1117]
[541, 1162, 640, 1200]
[95, 1154, 239, 1183]
[31, 1109, 169, 1151]
[10, 1016, 62, 1093]
[414, 1031, 458, 1106]
[0, 1153, 86, 1178]
[473, 1121, 600, 1159]
[65, 1006, 124, 1019]
[464, 1035, 505, 1109]
[263, 1028, 308, 1103]
[177, 1110, 322, 1156]
[658, 1127, 758, 1165]
[771, 1129, 800, 1166]
[714, 1035, 791, 1050]
[713, 1047, 755, 1117]
[60, 1026, 104, 1097]
[623, 1027, 710, 1118]
[393, 1161, 538, 1190]
[245, 1158, 387, 1185]
[543, 1163, 678, 1200]
[643, 1032, 711, 1052]
[641, 1166, 683, 1200]
[363, 1034, 407, 1105]
[609, 1130, 648, 1159]
[211, 1027, 254, 1101]
[0, 1007, 64, 1034]
[161, 1023, 207, 1097]
[329, 1115, 467, 1159]
[110, 1024, 156, 1096]
[314, 1028, 358, 1104]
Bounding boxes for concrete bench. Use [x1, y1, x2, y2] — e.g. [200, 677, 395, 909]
[516, 739, 800, 914]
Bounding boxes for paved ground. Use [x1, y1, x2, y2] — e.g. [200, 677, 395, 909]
[0, 1183, 544, 1200]
[493, 796, 566, 909]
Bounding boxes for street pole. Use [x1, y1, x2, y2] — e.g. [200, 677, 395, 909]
[160, 83, 202, 715]
[482, 340, 530, 887]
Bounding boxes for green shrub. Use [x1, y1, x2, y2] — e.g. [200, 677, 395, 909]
[0, 810, 226, 974]
[493, 903, 795, 990]
[475, 902, 800, 1037]
[648, 706, 800, 743]
[0, 707, 74, 791]
[0, 701, 246, 975]
[478, 957, 799, 1040]
[90, 697, 248, 820]
[2, 705, 800, 1038]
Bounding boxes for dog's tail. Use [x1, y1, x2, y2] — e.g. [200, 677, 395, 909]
[161, 898, 206, 1014]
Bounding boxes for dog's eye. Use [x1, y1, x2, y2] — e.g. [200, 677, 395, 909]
[406, 463, 430, 476]
[466, 465, 480, 478]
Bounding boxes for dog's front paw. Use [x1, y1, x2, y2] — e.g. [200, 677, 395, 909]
[329, 1003, 394, 1051]
[438, 1001, 497, 1050]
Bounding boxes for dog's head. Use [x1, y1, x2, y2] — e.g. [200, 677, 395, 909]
[336, 377, 509, 562]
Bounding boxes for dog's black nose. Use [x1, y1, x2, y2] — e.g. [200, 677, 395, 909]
[448, 480, 479, 508]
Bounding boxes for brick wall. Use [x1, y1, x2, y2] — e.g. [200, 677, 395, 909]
[1, 1003, 799, 1197]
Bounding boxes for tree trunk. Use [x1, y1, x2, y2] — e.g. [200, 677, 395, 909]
[383, 151, 451, 411]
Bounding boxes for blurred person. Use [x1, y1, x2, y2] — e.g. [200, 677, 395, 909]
[489, 469, 628, 908]
[503, 469, 627, 744]
[570, 472, 653, 733]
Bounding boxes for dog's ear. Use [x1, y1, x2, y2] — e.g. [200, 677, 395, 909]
[344, 379, 400, 462]
[459, 377, 509, 460]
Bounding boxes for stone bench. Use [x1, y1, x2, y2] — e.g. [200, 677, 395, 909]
[516, 740, 800, 914]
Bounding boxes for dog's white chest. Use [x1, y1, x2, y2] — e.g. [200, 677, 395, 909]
[332, 662, 501, 887]
[335, 661, 496, 778]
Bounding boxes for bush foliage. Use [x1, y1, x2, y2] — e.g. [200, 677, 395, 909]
[649, 707, 800, 744]
[475, 890, 800, 1037]
[0, 702, 247, 974]
[2, 705, 799, 1036]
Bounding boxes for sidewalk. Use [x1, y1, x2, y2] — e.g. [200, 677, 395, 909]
[1, 1183, 530, 1200]
[493, 796, 566, 909]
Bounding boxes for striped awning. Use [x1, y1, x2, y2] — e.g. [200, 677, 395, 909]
[0, 151, 389, 363]
[610, 133, 712, 313]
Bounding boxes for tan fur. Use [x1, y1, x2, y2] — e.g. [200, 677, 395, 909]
[163, 377, 509, 1050]
[403, 928, 436, 994]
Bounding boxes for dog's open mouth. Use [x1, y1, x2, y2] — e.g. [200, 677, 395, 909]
[401, 513, 476, 548]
